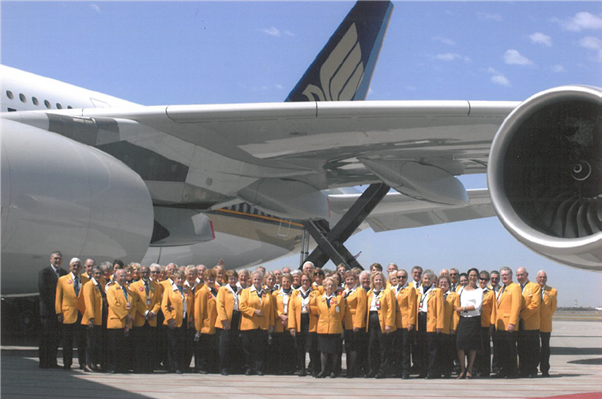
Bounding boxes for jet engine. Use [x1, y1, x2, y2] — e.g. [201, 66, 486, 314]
[1, 119, 154, 295]
[488, 85, 601, 271]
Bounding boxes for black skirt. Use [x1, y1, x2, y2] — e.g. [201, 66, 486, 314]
[456, 316, 481, 350]
[318, 333, 342, 354]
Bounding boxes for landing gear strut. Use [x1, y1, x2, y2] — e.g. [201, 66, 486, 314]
[301, 183, 390, 270]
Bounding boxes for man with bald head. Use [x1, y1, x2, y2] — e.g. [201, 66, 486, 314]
[516, 267, 541, 378]
[537, 270, 556, 377]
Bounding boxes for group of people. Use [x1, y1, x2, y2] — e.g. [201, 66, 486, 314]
[39, 251, 558, 379]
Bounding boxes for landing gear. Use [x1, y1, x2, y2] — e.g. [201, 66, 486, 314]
[301, 183, 390, 269]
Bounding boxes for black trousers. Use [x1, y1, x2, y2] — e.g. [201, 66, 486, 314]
[367, 312, 391, 374]
[62, 314, 85, 368]
[294, 313, 318, 374]
[39, 315, 60, 368]
[242, 328, 268, 373]
[495, 329, 518, 377]
[491, 328, 501, 373]
[167, 321, 188, 372]
[108, 328, 129, 373]
[539, 332, 551, 374]
[416, 312, 438, 377]
[273, 332, 295, 374]
[436, 333, 454, 377]
[518, 328, 540, 377]
[196, 333, 218, 372]
[86, 324, 102, 368]
[476, 326, 491, 375]
[132, 323, 156, 373]
[394, 328, 411, 376]
[218, 311, 241, 372]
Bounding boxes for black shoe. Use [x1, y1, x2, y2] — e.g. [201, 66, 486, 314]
[330, 372, 337, 378]
[375, 371, 386, 379]
[64, 365, 71, 371]
[315, 371, 327, 378]
[425, 374, 437, 379]
[492, 372, 506, 379]
[417, 373, 426, 379]
[221, 369, 229, 376]
[257, 371, 264, 376]
[401, 374, 410, 380]
[299, 371, 307, 377]
[364, 370, 376, 378]
[542, 372, 550, 377]
[529, 373, 538, 378]
[197, 369, 209, 374]
[505, 373, 519, 379]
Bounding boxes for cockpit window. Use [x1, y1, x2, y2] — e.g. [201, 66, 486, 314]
[6, 90, 14, 99]
[19, 93, 26, 103]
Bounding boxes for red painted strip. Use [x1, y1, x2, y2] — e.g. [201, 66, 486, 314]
[531, 392, 602, 399]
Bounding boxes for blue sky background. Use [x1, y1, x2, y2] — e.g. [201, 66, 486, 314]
[2, 1, 601, 306]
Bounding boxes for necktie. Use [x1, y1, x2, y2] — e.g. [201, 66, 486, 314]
[74, 277, 80, 296]
[145, 281, 149, 297]
[326, 297, 331, 308]
[122, 286, 128, 301]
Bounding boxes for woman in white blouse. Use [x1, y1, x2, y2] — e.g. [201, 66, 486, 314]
[455, 268, 483, 379]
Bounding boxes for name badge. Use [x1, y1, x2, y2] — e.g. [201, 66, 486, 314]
[376, 300, 381, 310]
[126, 303, 131, 310]
[146, 298, 151, 306]
[335, 306, 340, 313]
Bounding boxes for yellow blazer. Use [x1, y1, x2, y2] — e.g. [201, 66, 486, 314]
[395, 285, 417, 329]
[416, 287, 444, 332]
[55, 274, 85, 324]
[312, 282, 325, 295]
[107, 284, 136, 329]
[288, 289, 320, 333]
[316, 294, 346, 334]
[520, 280, 541, 330]
[81, 278, 104, 326]
[492, 282, 521, 331]
[161, 285, 194, 328]
[272, 288, 294, 333]
[539, 285, 557, 333]
[130, 279, 162, 327]
[480, 289, 495, 328]
[441, 292, 460, 334]
[239, 287, 274, 331]
[215, 285, 239, 329]
[366, 288, 397, 333]
[80, 272, 91, 287]
[343, 287, 367, 331]
[195, 284, 218, 334]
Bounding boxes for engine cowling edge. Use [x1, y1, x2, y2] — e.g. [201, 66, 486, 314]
[488, 85, 602, 271]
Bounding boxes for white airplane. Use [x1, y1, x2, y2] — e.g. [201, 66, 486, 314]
[1, 0, 600, 301]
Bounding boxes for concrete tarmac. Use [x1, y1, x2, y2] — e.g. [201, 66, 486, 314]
[2, 319, 601, 399]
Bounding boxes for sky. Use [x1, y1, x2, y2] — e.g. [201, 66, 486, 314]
[2, 1, 601, 307]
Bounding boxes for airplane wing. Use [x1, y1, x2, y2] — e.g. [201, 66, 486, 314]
[4, 99, 516, 217]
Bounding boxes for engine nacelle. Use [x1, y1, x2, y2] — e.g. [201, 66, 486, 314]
[1, 119, 154, 295]
[488, 85, 601, 271]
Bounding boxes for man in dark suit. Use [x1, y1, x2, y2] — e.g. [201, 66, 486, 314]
[38, 251, 68, 368]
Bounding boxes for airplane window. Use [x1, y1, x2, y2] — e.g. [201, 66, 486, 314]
[56, 103, 62, 109]
[44, 100, 51, 109]
[32, 97, 39, 106]
[19, 93, 26, 103]
[67, 106, 73, 109]
[6, 90, 14, 100]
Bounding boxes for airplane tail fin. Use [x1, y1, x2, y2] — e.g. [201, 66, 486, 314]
[285, 0, 394, 102]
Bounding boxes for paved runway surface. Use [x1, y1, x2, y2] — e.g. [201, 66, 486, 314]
[2, 319, 601, 399]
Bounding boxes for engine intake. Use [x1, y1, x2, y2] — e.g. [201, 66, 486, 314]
[488, 85, 601, 271]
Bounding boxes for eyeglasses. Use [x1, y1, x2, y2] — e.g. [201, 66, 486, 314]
[450, 273, 458, 276]
[399, 275, 408, 279]
[479, 278, 489, 281]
